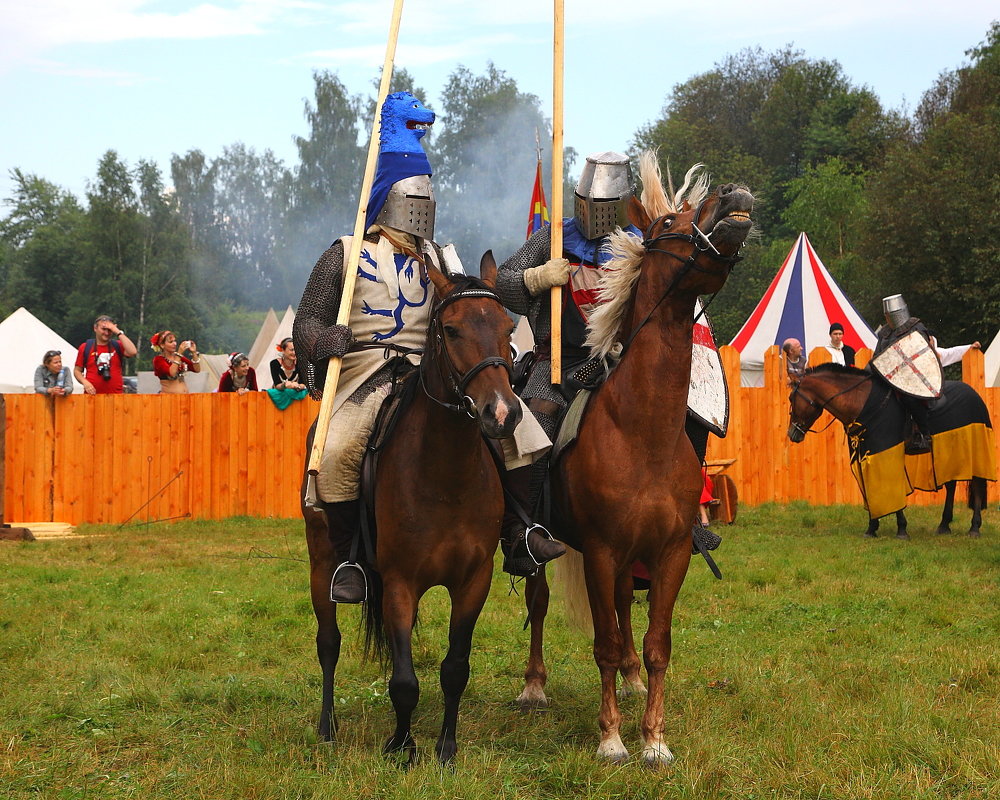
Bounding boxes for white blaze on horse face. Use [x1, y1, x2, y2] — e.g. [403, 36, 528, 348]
[491, 390, 512, 426]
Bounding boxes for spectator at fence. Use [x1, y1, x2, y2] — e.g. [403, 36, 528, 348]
[782, 338, 806, 385]
[824, 322, 855, 367]
[74, 315, 137, 395]
[269, 337, 305, 391]
[218, 352, 258, 394]
[151, 330, 201, 394]
[929, 332, 981, 367]
[34, 350, 74, 396]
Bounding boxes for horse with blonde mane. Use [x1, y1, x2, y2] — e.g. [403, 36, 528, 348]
[517, 154, 754, 766]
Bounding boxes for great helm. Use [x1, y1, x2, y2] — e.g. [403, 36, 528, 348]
[375, 174, 436, 239]
[574, 151, 634, 240]
[882, 294, 910, 329]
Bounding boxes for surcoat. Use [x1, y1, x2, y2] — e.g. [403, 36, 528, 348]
[296, 231, 550, 503]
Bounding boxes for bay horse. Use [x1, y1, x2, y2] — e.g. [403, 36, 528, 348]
[302, 253, 520, 765]
[787, 364, 993, 537]
[517, 156, 754, 766]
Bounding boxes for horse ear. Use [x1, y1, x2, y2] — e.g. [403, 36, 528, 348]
[479, 250, 497, 286]
[626, 196, 651, 231]
[681, 200, 692, 212]
[426, 260, 452, 296]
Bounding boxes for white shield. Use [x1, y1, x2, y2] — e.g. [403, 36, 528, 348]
[687, 299, 729, 436]
[871, 329, 943, 399]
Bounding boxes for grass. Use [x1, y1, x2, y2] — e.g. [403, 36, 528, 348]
[1, 506, 998, 799]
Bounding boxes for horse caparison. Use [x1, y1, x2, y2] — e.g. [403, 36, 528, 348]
[302, 252, 521, 766]
[788, 363, 990, 538]
[518, 155, 754, 766]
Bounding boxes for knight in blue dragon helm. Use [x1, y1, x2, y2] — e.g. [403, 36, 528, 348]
[294, 91, 560, 603]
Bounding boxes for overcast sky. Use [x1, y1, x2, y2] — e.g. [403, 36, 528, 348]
[1, 0, 996, 204]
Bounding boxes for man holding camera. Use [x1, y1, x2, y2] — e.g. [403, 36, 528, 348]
[74, 314, 137, 395]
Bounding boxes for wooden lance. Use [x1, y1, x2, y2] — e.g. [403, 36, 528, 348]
[307, 0, 405, 476]
[550, 0, 564, 384]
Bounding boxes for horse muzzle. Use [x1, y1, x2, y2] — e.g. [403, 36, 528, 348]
[787, 422, 806, 443]
[477, 392, 523, 439]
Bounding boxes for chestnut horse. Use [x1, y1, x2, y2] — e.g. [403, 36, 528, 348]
[302, 254, 520, 765]
[517, 157, 754, 766]
[787, 364, 992, 537]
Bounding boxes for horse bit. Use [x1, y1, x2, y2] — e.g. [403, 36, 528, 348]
[421, 287, 513, 418]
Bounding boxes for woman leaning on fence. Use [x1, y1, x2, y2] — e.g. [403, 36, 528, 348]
[34, 350, 74, 396]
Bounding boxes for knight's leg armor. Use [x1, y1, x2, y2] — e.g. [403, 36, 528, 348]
[500, 405, 565, 577]
[327, 500, 368, 604]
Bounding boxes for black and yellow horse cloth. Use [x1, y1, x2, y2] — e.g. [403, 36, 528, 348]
[849, 379, 996, 519]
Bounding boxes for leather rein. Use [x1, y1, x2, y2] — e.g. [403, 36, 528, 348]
[789, 373, 873, 437]
[420, 287, 513, 418]
[619, 196, 744, 356]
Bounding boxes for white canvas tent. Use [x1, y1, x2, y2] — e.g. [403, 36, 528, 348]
[983, 331, 1000, 387]
[246, 308, 280, 373]
[0, 307, 82, 394]
[251, 306, 295, 387]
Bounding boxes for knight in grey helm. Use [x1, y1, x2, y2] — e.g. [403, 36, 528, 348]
[294, 90, 561, 600]
[374, 174, 436, 240]
[493, 151, 644, 576]
[882, 294, 911, 330]
[573, 151, 635, 239]
[874, 293, 935, 453]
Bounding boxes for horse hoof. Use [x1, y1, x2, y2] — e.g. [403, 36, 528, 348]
[968, 529, 982, 538]
[641, 743, 675, 768]
[863, 531, 878, 538]
[515, 686, 549, 713]
[936, 526, 952, 535]
[895, 531, 910, 540]
[617, 682, 648, 701]
[596, 735, 630, 763]
[435, 740, 458, 765]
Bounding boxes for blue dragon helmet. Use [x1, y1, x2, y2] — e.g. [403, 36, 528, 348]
[365, 91, 436, 237]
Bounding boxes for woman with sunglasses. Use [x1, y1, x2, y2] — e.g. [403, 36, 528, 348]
[34, 350, 74, 396]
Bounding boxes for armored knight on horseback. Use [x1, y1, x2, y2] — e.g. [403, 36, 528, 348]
[871, 294, 943, 454]
[294, 92, 560, 604]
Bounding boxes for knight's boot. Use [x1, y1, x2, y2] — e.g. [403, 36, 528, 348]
[904, 405, 933, 455]
[326, 500, 368, 604]
[500, 463, 566, 577]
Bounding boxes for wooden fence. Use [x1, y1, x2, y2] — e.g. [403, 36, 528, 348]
[3, 347, 998, 525]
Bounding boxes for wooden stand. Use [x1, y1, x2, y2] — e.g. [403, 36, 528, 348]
[705, 458, 738, 524]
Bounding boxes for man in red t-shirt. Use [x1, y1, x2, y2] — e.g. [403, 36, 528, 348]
[74, 315, 138, 395]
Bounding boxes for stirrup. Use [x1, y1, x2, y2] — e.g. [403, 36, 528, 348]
[524, 523, 565, 565]
[330, 562, 368, 604]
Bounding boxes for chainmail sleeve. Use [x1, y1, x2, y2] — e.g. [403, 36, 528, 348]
[496, 227, 552, 317]
[294, 240, 346, 399]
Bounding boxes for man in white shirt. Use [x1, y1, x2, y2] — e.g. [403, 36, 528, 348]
[824, 322, 856, 367]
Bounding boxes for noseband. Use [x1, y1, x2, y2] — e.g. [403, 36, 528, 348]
[421, 287, 513, 418]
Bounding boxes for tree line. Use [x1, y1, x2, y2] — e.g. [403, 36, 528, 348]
[1, 23, 997, 370]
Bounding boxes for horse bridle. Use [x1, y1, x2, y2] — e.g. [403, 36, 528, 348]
[789, 374, 873, 437]
[620, 195, 745, 355]
[420, 287, 513, 418]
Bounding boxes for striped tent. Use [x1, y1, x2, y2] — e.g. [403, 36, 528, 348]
[729, 232, 877, 387]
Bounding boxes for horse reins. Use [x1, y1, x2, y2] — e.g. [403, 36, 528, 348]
[789, 373, 873, 437]
[619, 197, 744, 356]
[420, 287, 513, 418]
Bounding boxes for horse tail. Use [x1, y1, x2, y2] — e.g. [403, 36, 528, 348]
[552, 549, 594, 636]
[362, 571, 389, 664]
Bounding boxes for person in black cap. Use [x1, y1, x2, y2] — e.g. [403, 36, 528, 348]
[824, 322, 856, 367]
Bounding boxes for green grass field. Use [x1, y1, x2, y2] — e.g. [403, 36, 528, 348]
[1, 504, 998, 799]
